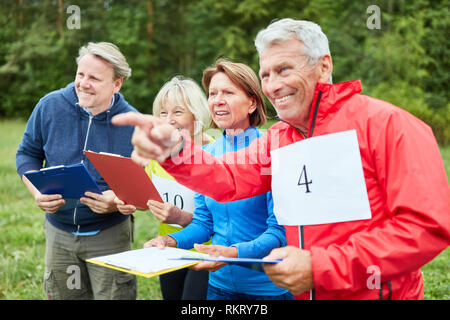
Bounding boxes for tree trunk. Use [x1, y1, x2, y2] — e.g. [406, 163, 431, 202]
[57, 0, 63, 38]
[147, 0, 154, 78]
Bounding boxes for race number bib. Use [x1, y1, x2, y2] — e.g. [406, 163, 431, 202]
[151, 174, 196, 227]
[270, 130, 371, 226]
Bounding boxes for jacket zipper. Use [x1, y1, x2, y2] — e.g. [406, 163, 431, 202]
[82, 115, 93, 156]
[73, 114, 93, 226]
[274, 116, 307, 139]
[306, 91, 322, 300]
[276, 91, 322, 300]
[379, 281, 392, 300]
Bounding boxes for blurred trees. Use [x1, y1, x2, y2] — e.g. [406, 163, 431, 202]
[0, 0, 448, 143]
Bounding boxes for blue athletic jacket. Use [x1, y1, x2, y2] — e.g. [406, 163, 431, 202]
[16, 82, 137, 233]
[171, 126, 288, 296]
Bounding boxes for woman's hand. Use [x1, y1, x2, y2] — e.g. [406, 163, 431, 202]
[189, 244, 238, 272]
[143, 235, 177, 249]
[147, 200, 193, 227]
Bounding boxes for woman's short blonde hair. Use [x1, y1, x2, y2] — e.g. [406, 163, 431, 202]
[202, 58, 266, 128]
[76, 42, 131, 80]
[153, 76, 212, 136]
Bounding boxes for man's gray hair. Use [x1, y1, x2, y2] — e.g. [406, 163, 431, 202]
[254, 18, 331, 65]
[76, 42, 131, 80]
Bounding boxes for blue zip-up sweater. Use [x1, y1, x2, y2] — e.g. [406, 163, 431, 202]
[171, 127, 288, 296]
[16, 82, 138, 233]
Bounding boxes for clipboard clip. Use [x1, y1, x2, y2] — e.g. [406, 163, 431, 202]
[41, 165, 65, 171]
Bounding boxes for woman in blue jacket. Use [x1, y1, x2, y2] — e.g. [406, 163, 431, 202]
[145, 59, 292, 300]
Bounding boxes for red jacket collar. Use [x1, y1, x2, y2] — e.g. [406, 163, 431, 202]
[307, 80, 362, 137]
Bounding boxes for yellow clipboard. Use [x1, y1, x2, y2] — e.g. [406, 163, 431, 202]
[85, 247, 205, 278]
[86, 258, 200, 278]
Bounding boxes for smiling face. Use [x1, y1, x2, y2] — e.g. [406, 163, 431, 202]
[74, 54, 123, 115]
[208, 72, 256, 135]
[259, 38, 332, 131]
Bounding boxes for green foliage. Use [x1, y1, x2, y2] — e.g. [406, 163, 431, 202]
[422, 247, 450, 299]
[0, 0, 448, 144]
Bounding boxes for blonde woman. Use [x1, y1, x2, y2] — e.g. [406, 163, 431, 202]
[115, 76, 212, 300]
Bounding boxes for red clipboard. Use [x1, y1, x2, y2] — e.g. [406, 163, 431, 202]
[84, 150, 163, 209]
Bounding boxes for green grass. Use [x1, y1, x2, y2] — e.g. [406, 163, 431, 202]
[0, 119, 448, 300]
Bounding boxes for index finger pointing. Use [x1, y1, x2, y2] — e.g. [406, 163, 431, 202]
[112, 112, 158, 131]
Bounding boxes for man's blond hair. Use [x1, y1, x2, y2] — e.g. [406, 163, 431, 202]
[76, 42, 131, 80]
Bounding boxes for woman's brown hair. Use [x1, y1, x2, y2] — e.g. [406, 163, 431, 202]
[202, 58, 267, 128]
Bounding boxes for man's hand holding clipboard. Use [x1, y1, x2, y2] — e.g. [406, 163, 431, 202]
[24, 163, 102, 212]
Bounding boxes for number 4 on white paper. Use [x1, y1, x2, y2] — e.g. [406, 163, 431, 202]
[298, 164, 312, 193]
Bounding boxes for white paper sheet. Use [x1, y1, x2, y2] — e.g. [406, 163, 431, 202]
[90, 247, 206, 274]
[270, 130, 371, 226]
[151, 175, 196, 228]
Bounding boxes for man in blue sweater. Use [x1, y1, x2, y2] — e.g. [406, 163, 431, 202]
[16, 42, 138, 299]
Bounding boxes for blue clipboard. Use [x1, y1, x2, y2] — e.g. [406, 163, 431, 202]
[169, 256, 282, 272]
[24, 163, 102, 211]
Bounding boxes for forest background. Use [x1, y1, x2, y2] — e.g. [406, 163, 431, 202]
[0, 0, 449, 145]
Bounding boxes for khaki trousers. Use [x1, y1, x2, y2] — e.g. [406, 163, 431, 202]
[43, 218, 137, 300]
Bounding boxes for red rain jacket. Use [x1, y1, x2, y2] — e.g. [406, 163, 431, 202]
[162, 80, 450, 299]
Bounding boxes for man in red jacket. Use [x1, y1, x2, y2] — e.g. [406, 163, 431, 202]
[113, 19, 450, 299]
